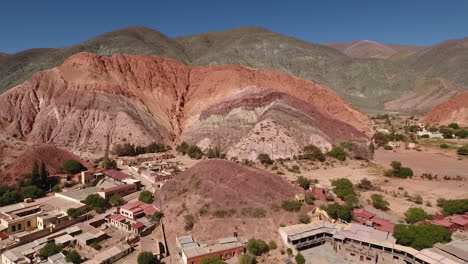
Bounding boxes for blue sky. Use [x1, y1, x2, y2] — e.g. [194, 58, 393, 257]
[2, 0, 468, 54]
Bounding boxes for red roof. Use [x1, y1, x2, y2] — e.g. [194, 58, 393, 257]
[109, 214, 127, 222]
[354, 209, 374, 219]
[132, 222, 145, 229]
[431, 219, 457, 228]
[120, 201, 158, 216]
[100, 184, 133, 193]
[448, 215, 468, 226]
[371, 217, 395, 233]
[104, 170, 131, 181]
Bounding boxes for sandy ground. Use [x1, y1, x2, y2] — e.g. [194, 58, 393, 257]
[374, 147, 468, 177]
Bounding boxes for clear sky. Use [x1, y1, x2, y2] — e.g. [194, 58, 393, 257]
[2, 0, 468, 54]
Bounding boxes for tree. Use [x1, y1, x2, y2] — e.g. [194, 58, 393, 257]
[302, 144, 325, 162]
[206, 146, 226, 159]
[457, 145, 468, 155]
[137, 251, 157, 264]
[257, 154, 273, 165]
[65, 250, 82, 264]
[62, 160, 86, 174]
[356, 178, 372, 190]
[184, 214, 195, 231]
[331, 178, 357, 206]
[40, 161, 48, 188]
[239, 254, 256, 264]
[281, 200, 302, 212]
[394, 167, 414, 178]
[298, 213, 310, 224]
[393, 224, 451, 250]
[188, 145, 204, 159]
[84, 194, 109, 213]
[405, 208, 433, 224]
[109, 195, 124, 206]
[327, 147, 346, 161]
[39, 242, 62, 258]
[67, 208, 86, 219]
[247, 238, 270, 256]
[439, 199, 468, 216]
[297, 176, 311, 190]
[390, 161, 402, 170]
[139, 191, 153, 203]
[323, 203, 352, 222]
[373, 132, 388, 147]
[371, 194, 389, 210]
[150, 211, 164, 222]
[20, 186, 45, 199]
[176, 142, 190, 155]
[295, 253, 306, 264]
[201, 256, 224, 264]
[448, 123, 459, 129]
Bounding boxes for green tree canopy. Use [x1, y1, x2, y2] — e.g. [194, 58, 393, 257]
[176, 142, 190, 155]
[405, 208, 433, 224]
[109, 195, 124, 206]
[393, 224, 451, 250]
[247, 238, 270, 256]
[327, 147, 346, 161]
[137, 251, 157, 264]
[62, 160, 86, 174]
[139, 191, 153, 203]
[257, 153, 273, 165]
[302, 144, 325, 162]
[239, 254, 256, 264]
[323, 203, 352, 222]
[65, 250, 82, 264]
[39, 242, 62, 258]
[439, 199, 468, 216]
[67, 208, 86, 219]
[295, 253, 306, 264]
[371, 194, 389, 210]
[201, 256, 225, 264]
[84, 194, 109, 213]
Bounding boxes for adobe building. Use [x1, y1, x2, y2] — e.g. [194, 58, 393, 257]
[176, 236, 245, 264]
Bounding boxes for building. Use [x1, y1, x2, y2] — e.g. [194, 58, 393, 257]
[176, 236, 245, 264]
[309, 185, 331, 200]
[427, 213, 468, 232]
[407, 142, 417, 149]
[279, 221, 463, 264]
[417, 129, 444, 139]
[295, 194, 305, 204]
[102, 170, 132, 182]
[107, 214, 146, 235]
[118, 201, 158, 220]
[97, 184, 138, 199]
[140, 170, 172, 187]
[353, 209, 395, 233]
[0, 196, 86, 235]
[433, 240, 468, 263]
[82, 243, 132, 264]
[388, 141, 400, 148]
[116, 153, 176, 166]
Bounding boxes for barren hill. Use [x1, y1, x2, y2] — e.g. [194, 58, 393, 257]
[2, 145, 91, 185]
[0, 52, 371, 160]
[422, 93, 468, 126]
[324, 40, 424, 59]
[157, 159, 305, 243]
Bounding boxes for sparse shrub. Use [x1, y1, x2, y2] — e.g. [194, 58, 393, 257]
[90, 242, 102, 250]
[281, 200, 302, 212]
[414, 195, 423, 204]
[297, 176, 311, 190]
[371, 194, 389, 210]
[184, 214, 195, 231]
[457, 145, 468, 155]
[257, 153, 273, 165]
[302, 144, 325, 162]
[440, 143, 449, 149]
[305, 193, 315, 205]
[247, 238, 270, 256]
[268, 240, 277, 250]
[327, 147, 346, 161]
[298, 213, 310, 224]
[188, 145, 204, 159]
[65, 250, 82, 264]
[356, 178, 373, 190]
[239, 254, 257, 264]
[383, 145, 393, 150]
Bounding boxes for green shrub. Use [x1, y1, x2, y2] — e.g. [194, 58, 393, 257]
[405, 208, 433, 224]
[257, 154, 273, 164]
[457, 145, 468, 155]
[439, 199, 468, 216]
[371, 194, 389, 210]
[39, 242, 62, 257]
[393, 224, 451, 250]
[323, 203, 352, 222]
[383, 145, 393, 150]
[109, 195, 124, 206]
[188, 145, 204, 159]
[305, 193, 315, 205]
[239, 254, 257, 264]
[84, 194, 109, 213]
[302, 144, 325, 162]
[90, 242, 102, 250]
[295, 252, 306, 264]
[62, 160, 86, 174]
[297, 176, 311, 190]
[440, 143, 449, 149]
[137, 251, 156, 264]
[67, 208, 86, 219]
[247, 238, 270, 256]
[281, 200, 302, 212]
[327, 147, 346, 161]
[65, 250, 82, 264]
[331, 178, 358, 206]
[138, 191, 153, 203]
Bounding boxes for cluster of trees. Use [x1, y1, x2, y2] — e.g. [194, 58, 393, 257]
[176, 142, 206, 159]
[331, 178, 358, 206]
[438, 123, 468, 139]
[113, 142, 170, 157]
[322, 203, 352, 222]
[386, 161, 413, 178]
[84, 194, 109, 213]
[404, 208, 433, 224]
[438, 199, 468, 216]
[393, 223, 451, 250]
[62, 159, 87, 174]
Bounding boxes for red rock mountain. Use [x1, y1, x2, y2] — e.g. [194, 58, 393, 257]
[0, 52, 371, 159]
[423, 93, 468, 126]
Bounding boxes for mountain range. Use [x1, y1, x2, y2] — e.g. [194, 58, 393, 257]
[1, 26, 468, 113]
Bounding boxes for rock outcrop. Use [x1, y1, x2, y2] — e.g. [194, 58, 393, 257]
[422, 93, 468, 126]
[0, 52, 372, 159]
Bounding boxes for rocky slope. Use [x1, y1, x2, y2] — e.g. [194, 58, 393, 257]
[0, 52, 371, 159]
[324, 40, 424, 59]
[422, 93, 468, 126]
[0, 26, 188, 94]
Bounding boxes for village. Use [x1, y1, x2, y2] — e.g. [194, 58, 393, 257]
[0, 116, 466, 264]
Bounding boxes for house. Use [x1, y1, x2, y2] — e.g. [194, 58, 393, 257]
[177, 236, 245, 264]
[107, 214, 146, 235]
[376, 128, 390, 134]
[428, 213, 468, 232]
[103, 170, 132, 182]
[448, 214, 468, 231]
[294, 194, 305, 204]
[116, 153, 176, 166]
[352, 209, 395, 233]
[97, 184, 138, 199]
[407, 142, 417, 149]
[118, 201, 158, 220]
[388, 141, 400, 148]
[417, 129, 444, 139]
[82, 243, 132, 264]
[309, 185, 331, 200]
